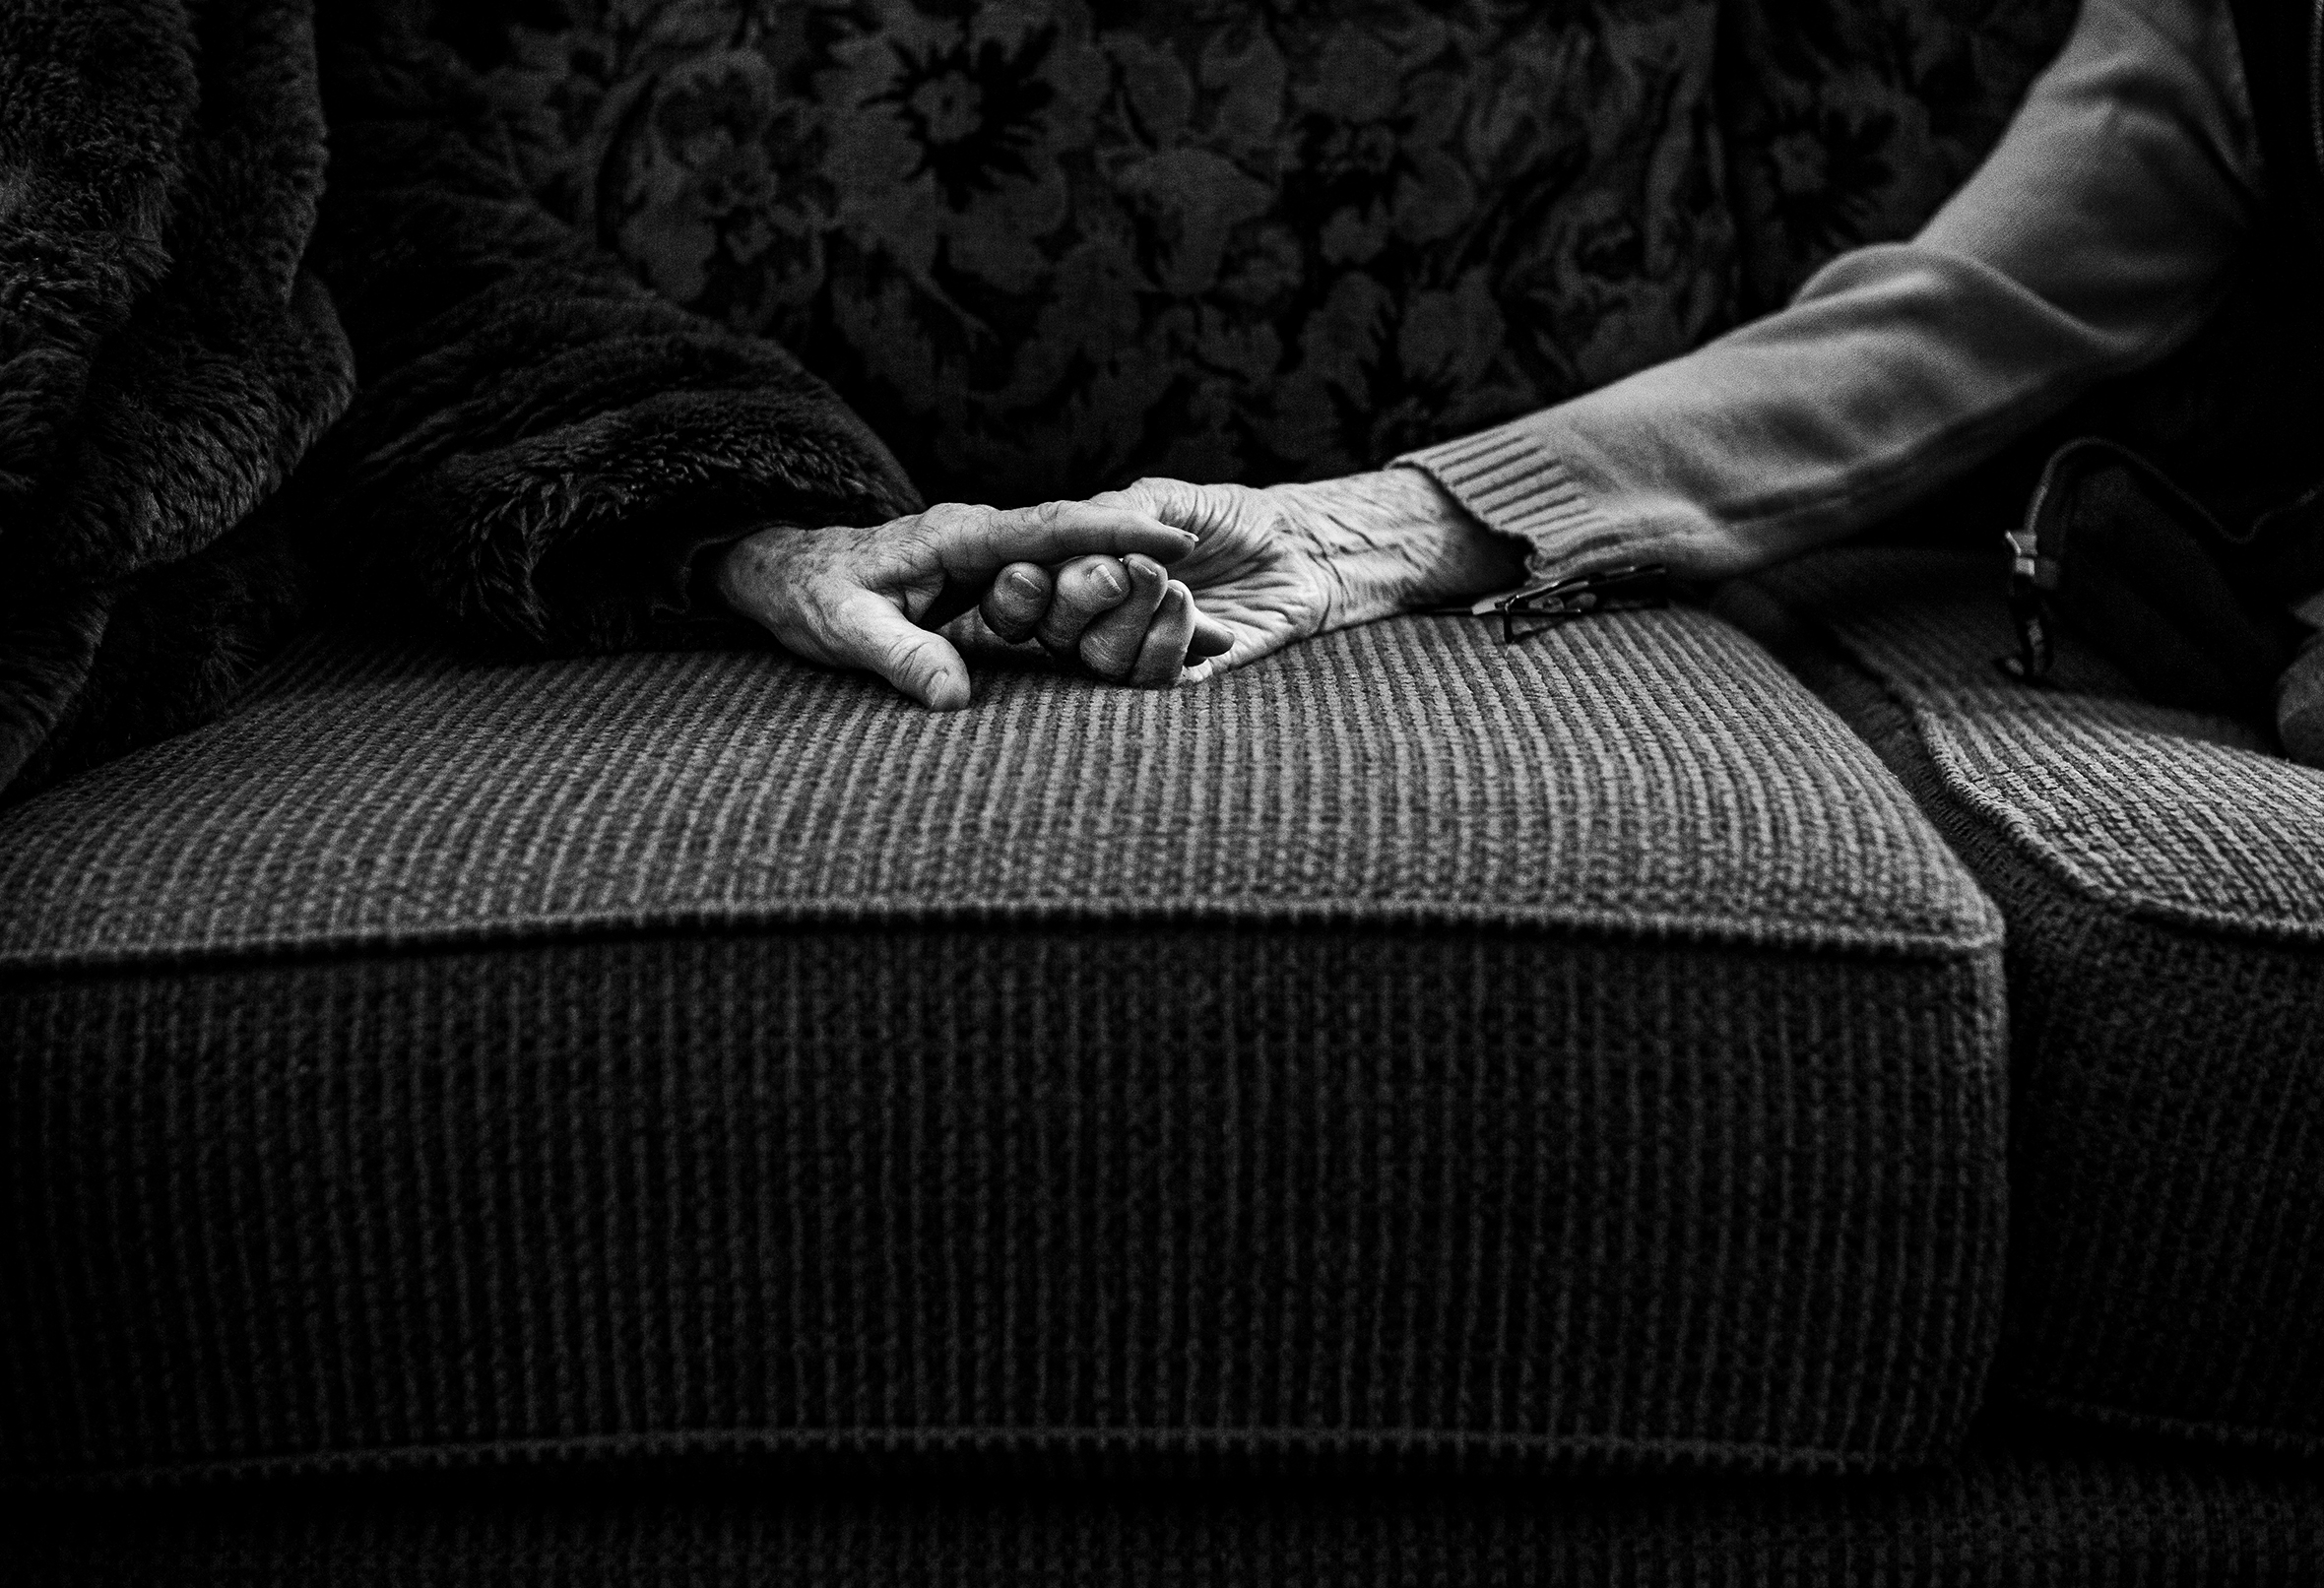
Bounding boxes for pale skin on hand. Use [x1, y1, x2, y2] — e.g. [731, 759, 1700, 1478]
[713, 500, 1234, 708]
[981, 552, 1234, 685]
[987, 469, 1528, 684]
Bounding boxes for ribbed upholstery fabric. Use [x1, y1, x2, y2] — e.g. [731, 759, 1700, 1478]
[0, 613, 2007, 1488]
[9, 1427, 2321, 1586]
[0, 618, 1992, 962]
[1727, 549, 2324, 1456]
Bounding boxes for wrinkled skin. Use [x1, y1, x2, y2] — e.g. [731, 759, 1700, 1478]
[720, 471, 1523, 708]
[715, 499, 1231, 708]
[990, 469, 1529, 683]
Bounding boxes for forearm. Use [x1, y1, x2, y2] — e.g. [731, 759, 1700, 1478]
[1409, 245, 2226, 588]
[1397, 0, 2262, 588]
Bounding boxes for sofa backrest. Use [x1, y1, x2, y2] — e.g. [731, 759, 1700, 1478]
[480, 0, 2074, 505]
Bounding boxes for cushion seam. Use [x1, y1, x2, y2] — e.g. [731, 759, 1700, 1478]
[0, 897, 2007, 983]
[0, 1421, 1951, 1496]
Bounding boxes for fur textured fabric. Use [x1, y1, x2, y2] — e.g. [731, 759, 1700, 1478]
[0, 0, 920, 798]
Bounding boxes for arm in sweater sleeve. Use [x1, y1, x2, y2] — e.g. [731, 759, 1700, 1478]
[295, 2, 923, 656]
[1396, 0, 2266, 587]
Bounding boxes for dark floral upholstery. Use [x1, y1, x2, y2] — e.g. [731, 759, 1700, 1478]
[478, 0, 2072, 506]
[480, 0, 1736, 503]
[1717, 0, 2076, 312]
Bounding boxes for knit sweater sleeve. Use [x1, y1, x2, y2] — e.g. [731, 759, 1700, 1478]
[297, 2, 922, 656]
[1394, 0, 2265, 589]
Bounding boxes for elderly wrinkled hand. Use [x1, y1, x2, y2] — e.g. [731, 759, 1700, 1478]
[977, 548, 1236, 684]
[986, 470, 1529, 683]
[715, 500, 1234, 710]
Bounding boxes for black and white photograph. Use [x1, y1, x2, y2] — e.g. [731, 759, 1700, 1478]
[2, 0, 2320, 1580]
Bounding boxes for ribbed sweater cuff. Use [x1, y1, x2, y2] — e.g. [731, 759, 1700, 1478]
[1393, 418, 1617, 582]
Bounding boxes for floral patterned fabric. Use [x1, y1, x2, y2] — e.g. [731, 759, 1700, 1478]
[1718, 0, 2077, 312]
[476, 1, 2073, 506]
[479, 0, 1736, 505]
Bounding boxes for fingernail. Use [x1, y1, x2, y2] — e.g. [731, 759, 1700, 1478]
[1093, 566, 1127, 600]
[1007, 568, 1046, 598]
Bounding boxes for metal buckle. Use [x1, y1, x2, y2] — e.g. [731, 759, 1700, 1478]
[1998, 525, 2056, 683]
[1492, 563, 1669, 644]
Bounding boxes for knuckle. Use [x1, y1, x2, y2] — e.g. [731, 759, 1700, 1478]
[873, 517, 927, 558]
[921, 502, 973, 537]
[1080, 618, 1135, 670]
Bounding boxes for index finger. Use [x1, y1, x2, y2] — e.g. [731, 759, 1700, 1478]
[920, 501, 1198, 583]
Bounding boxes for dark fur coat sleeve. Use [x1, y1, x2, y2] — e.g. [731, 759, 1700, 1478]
[297, 2, 923, 657]
[0, 0, 355, 794]
[1, 0, 923, 800]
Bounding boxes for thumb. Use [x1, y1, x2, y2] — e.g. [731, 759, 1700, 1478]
[829, 587, 973, 711]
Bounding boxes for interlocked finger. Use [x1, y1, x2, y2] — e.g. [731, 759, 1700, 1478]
[981, 561, 1053, 643]
[1037, 555, 1131, 655]
[1130, 581, 1200, 687]
[923, 500, 1194, 580]
[1077, 554, 1171, 679]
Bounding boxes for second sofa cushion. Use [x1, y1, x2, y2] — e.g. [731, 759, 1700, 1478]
[1731, 548, 2324, 1455]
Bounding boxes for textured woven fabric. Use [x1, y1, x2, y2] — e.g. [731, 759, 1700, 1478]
[1729, 549, 2324, 1454]
[0, 614, 1990, 964]
[8, 1427, 2321, 1586]
[0, 612, 2005, 1487]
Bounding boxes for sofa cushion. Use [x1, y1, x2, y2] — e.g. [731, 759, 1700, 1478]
[0, 610, 2005, 1486]
[1726, 548, 2324, 1455]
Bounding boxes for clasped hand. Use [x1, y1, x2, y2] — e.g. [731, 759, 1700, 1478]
[715, 473, 1523, 709]
[714, 498, 1234, 710]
